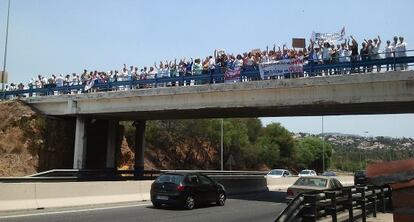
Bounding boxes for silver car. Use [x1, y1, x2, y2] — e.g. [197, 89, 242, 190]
[298, 169, 317, 177]
[286, 176, 343, 201]
[265, 169, 293, 179]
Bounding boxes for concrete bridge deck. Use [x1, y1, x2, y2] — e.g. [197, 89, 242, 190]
[23, 71, 414, 120]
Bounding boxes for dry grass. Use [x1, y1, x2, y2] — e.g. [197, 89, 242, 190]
[0, 101, 41, 177]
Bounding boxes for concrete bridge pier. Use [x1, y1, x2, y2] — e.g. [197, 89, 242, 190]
[73, 117, 120, 170]
[73, 117, 87, 169]
[134, 120, 146, 177]
[105, 119, 119, 169]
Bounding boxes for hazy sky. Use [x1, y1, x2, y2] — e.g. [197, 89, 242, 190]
[0, 0, 413, 138]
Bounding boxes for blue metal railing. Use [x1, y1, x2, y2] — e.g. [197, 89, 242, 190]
[1, 53, 414, 100]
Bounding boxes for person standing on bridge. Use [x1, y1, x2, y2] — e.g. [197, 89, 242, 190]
[338, 41, 351, 74]
[349, 36, 359, 73]
[185, 58, 193, 86]
[148, 66, 157, 88]
[169, 59, 178, 86]
[384, 40, 394, 71]
[395, 36, 408, 71]
[370, 36, 382, 72]
[193, 58, 203, 85]
[360, 42, 370, 73]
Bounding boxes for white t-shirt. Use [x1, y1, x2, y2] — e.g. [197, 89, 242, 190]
[208, 58, 216, 69]
[156, 67, 169, 78]
[72, 76, 79, 85]
[338, 48, 349, 62]
[234, 59, 243, 68]
[122, 70, 129, 80]
[148, 70, 157, 79]
[372, 43, 381, 59]
[384, 45, 394, 58]
[395, 42, 407, 57]
[260, 55, 270, 63]
[55, 76, 64, 87]
[322, 47, 332, 60]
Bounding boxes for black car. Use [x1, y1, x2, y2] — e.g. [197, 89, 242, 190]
[150, 172, 226, 210]
[354, 170, 368, 185]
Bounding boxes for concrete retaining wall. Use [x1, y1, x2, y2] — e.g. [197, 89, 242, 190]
[0, 176, 354, 212]
[0, 183, 38, 211]
[212, 175, 268, 195]
[0, 176, 267, 212]
[0, 181, 153, 212]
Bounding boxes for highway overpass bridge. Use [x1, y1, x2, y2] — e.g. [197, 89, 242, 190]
[21, 71, 414, 170]
[25, 71, 414, 118]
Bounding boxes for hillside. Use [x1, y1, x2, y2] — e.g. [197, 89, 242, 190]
[0, 101, 218, 176]
[0, 101, 42, 176]
[295, 132, 414, 171]
[2, 101, 412, 177]
[0, 101, 137, 176]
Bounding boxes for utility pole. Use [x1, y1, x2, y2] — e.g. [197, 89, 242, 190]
[2, 0, 11, 91]
[322, 116, 325, 173]
[220, 119, 224, 171]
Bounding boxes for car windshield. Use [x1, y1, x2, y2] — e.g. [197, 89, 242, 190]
[300, 170, 310, 175]
[294, 177, 327, 187]
[269, 170, 283, 175]
[355, 171, 366, 176]
[156, 174, 184, 185]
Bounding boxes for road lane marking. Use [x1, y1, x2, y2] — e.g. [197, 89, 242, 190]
[0, 203, 152, 220]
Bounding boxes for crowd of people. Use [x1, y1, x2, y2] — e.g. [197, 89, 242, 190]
[2, 34, 409, 95]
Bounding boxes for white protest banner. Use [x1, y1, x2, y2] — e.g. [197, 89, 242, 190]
[224, 67, 241, 83]
[311, 27, 346, 45]
[259, 58, 303, 79]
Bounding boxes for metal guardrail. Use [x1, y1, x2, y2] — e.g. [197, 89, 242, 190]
[1, 54, 414, 100]
[0, 169, 268, 183]
[275, 184, 392, 222]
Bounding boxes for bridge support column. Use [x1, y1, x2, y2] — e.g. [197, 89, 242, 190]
[73, 117, 87, 169]
[106, 119, 118, 169]
[134, 120, 146, 177]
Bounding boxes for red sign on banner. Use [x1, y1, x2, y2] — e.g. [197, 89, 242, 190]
[224, 68, 241, 82]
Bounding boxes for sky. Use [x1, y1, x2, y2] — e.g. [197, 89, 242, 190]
[0, 0, 413, 138]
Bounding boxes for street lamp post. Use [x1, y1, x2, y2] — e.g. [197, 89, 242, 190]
[2, 0, 11, 91]
[364, 131, 369, 168]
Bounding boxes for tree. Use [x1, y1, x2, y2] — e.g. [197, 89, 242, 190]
[296, 136, 332, 172]
[256, 123, 296, 168]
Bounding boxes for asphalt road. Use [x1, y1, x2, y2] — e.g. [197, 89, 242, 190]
[0, 191, 287, 222]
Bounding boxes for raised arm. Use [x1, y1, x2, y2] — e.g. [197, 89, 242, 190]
[350, 35, 358, 45]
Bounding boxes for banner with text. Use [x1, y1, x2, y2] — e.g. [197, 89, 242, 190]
[224, 67, 241, 83]
[311, 27, 346, 45]
[259, 59, 303, 79]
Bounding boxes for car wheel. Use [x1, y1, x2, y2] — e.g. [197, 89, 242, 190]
[216, 192, 226, 206]
[152, 202, 162, 209]
[184, 195, 195, 210]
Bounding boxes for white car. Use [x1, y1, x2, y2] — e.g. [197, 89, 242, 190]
[265, 169, 293, 179]
[298, 169, 317, 177]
